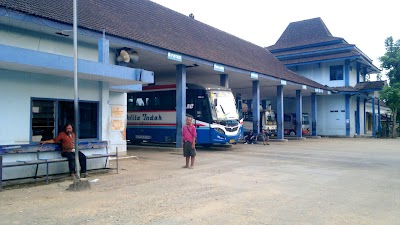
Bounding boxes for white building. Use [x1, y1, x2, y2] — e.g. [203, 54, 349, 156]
[268, 18, 388, 137]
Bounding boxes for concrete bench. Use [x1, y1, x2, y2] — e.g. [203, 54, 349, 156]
[0, 141, 118, 191]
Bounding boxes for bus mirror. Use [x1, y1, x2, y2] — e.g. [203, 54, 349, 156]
[213, 99, 218, 106]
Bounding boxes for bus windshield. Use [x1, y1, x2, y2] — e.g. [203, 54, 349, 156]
[209, 91, 239, 121]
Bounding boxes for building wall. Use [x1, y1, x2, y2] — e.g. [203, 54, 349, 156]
[294, 61, 347, 87]
[0, 24, 101, 62]
[349, 62, 358, 87]
[0, 69, 101, 145]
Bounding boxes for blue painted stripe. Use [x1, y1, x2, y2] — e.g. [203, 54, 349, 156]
[285, 55, 361, 67]
[0, 44, 154, 85]
[270, 39, 344, 53]
[276, 46, 355, 60]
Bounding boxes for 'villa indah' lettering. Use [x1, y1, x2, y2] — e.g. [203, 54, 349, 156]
[142, 114, 162, 121]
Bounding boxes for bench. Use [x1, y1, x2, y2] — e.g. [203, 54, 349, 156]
[0, 141, 118, 191]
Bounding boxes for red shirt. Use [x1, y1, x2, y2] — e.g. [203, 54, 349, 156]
[53, 131, 75, 152]
[182, 124, 197, 143]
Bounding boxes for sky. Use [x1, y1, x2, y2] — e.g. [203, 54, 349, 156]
[151, 0, 400, 80]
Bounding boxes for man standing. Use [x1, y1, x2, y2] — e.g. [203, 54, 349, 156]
[41, 123, 88, 177]
[182, 116, 197, 169]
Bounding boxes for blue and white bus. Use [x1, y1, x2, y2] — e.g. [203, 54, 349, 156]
[127, 83, 242, 146]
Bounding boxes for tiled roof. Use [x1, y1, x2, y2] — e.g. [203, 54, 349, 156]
[332, 81, 385, 93]
[354, 81, 385, 91]
[0, 0, 326, 89]
[268, 17, 342, 51]
[281, 50, 361, 65]
[272, 43, 352, 57]
[267, 18, 379, 72]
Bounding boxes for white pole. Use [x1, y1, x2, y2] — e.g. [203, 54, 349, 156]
[73, 0, 80, 179]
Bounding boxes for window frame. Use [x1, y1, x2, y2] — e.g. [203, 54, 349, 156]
[330, 65, 344, 81]
[30, 97, 100, 143]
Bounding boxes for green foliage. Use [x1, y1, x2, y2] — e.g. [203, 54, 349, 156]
[380, 83, 400, 110]
[380, 83, 400, 137]
[379, 36, 400, 84]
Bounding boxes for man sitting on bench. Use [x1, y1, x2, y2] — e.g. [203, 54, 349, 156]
[40, 123, 88, 178]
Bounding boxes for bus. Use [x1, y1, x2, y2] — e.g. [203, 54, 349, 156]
[127, 83, 243, 146]
[242, 107, 277, 136]
[284, 113, 311, 136]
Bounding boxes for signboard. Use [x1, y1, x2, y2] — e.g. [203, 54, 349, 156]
[302, 85, 307, 90]
[167, 52, 182, 62]
[111, 120, 124, 131]
[250, 72, 258, 79]
[280, 80, 287, 85]
[111, 106, 124, 118]
[213, 64, 224, 72]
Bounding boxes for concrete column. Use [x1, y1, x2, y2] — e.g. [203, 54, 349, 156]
[356, 62, 360, 84]
[247, 100, 252, 111]
[220, 74, 229, 88]
[236, 94, 242, 115]
[378, 98, 382, 132]
[176, 64, 186, 148]
[345, 59, 350, 86]
[252, 80, 260, 134]
[296, 90, 302, 138]
[356, 96, 360, 135]
[364, 98, 367, 134]
[98, 33, 109, 63]
[345, 94, 350, 136]
[261, 99, 267, 111]
[99, 82, 110, 142]
[277, 85, 284, 139]
[372, 98, 376, 138]
[311, 93, 317, 136]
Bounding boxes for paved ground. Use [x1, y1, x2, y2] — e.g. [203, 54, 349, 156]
[1, 138, 399, 225]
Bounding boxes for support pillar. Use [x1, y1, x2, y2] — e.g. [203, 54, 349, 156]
[252, 80, 260, 134]
[236, 94, 242, 115]
[277, 85, 284, 139]
[372, 97, 376, 138]
[311, 93, 317, 136]
[345, 94, 350, 136]
[98, 31, 109, 63]
[296, 90, 303, 138]
[261, 99, 267, 111]
[220, 74, 229, 88]
[364, 98, 367, 134]
[345, 59, 350, 86]
[378, 98, 382, 132]
[356, 97, 360, 135]
[176, 64, 186, 148]
[247, 100, 252, 112]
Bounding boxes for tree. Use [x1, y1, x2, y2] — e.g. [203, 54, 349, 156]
[379, 36, 400, 137]
[379, 83, 400, 137]
[379, 36, 400, 83]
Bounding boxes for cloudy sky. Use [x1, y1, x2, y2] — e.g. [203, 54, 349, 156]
[151, 0, 399, 78]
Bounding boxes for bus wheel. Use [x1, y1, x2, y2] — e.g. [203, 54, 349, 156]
[289, 130, 296, 136]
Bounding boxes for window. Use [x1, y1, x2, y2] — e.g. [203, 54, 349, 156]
[128, 91, 175, 111]
[330, 65, 343, 80]
[31, 99, 99, 142]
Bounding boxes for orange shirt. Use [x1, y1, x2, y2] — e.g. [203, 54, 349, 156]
[53, 131, 75, 152]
